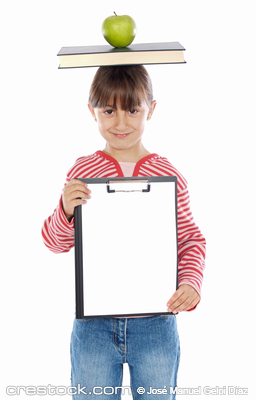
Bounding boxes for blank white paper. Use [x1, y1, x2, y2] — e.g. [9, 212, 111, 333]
[81, 180, 177, 316]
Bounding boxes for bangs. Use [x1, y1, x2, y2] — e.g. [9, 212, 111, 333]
[93, 84, 143, 110]
[89, 66, 153, 110]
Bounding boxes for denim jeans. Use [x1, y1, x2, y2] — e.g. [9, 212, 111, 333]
[70, 315, 180, 400]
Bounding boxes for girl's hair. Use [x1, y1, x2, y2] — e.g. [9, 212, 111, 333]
[88, 65, 154, 110]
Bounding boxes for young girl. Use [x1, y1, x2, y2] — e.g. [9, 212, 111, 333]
[42, 65, 206, 399]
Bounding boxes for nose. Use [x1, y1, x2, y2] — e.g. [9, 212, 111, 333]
[115, 111, 128, 131]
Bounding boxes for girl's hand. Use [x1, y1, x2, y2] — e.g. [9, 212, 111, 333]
[62, 179, 91, 222]
[166, 284, 200, 314]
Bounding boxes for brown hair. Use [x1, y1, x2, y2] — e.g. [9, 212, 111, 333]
[88, 65, 154, 110]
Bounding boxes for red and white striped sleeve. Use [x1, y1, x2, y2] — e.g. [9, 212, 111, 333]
[41, 152, 119, 254]
[41, 174, 75, 254]
[136, 156, 206, 304]
[177, 185, 206, 302]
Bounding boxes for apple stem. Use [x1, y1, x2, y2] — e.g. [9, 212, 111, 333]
[114, 11, 117, 16]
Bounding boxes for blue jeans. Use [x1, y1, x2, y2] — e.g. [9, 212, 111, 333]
[70, 315, 180, 400]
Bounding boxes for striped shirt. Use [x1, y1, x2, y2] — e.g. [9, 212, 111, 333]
[42, 150, 206, 305]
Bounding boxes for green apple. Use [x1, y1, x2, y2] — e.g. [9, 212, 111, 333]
[102, 12, 136, 48]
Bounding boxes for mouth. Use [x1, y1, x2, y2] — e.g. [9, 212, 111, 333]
[112, 132, 132, 138]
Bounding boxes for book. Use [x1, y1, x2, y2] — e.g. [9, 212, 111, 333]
[57, 42, 186, 69]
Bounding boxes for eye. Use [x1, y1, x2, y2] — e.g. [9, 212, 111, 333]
[104, 109, 114, 115]
[129, 109, 138, 115]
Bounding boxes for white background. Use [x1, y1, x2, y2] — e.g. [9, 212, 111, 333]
[0, 0, 252, 399]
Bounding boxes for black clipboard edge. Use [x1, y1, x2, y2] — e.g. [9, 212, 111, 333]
[175, 180, 179, 292]
[74, 175, 178, 319]
[77, 312, 176, 319]
[74, 205, 84, 319]
[76, 176, 176, 184]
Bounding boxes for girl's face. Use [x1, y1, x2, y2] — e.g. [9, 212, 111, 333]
[88, 97, 156, 155]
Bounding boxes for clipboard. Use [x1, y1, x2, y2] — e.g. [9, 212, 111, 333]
[74, 176, 178, 319]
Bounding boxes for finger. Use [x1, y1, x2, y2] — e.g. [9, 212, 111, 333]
[169, 291, 200, 313]
[62, 184, 91, 219]
[67, 197, 89, 210]
[167, 294, 189, 314]
[166, 287, 185, 308]
[72, 198, 88, 207]
[65, 179, 91, 194]
[181, 298, 198, 312]
[62, 196, 88, 222]
[66, 189, 91, 201]
[65, 180, 91, 193]
[166, 285, 200, 313]
[80, 186, 91, 197]
[166, 286, 191, 313]
[170, 296, 192, 314]
[64, 182, 91, 198]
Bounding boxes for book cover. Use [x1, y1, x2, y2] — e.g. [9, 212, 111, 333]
[57, 42, 186, 68]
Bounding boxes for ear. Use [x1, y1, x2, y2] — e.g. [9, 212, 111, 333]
[147, 100, 157, 121]
[88, 103, 97, 121]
